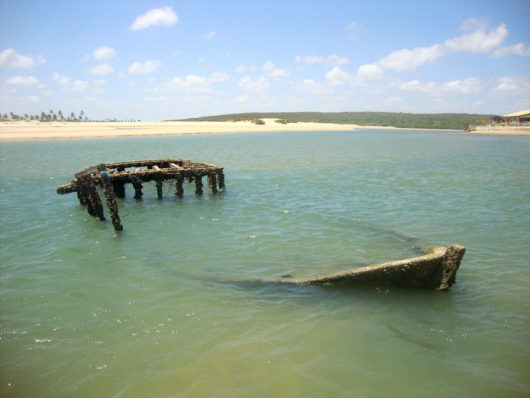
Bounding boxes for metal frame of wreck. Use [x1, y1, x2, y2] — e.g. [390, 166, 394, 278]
[56, 158, 225, 231]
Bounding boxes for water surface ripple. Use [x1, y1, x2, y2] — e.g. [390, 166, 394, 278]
[1, 130, 529, 397]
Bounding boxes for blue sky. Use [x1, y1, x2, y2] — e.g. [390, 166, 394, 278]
[1, 0, 529, 121]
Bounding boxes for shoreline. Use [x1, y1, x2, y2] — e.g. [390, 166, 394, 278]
[1, 119, 528, 142]
[466, 131, 530, 136]
[465, 124, 530, 136]
[1, 119, 354, 142]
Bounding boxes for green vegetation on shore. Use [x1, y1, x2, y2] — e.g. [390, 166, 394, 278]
[178, 112, 489, 130]
[1, 110, 89, 122]
[1, 110, 140, 123]
[231, 118, 266, 125]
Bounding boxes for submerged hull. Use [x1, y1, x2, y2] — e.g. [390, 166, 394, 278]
[282, 244, 465, 290]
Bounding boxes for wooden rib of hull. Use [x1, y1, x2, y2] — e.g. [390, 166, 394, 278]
[58, 158, 224, 194]
[56, 158, 224, 230]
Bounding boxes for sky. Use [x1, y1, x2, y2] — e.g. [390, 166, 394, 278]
[0, 0, 529, 121]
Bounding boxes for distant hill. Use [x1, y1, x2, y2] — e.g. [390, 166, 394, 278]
[177, 112, 489, 130]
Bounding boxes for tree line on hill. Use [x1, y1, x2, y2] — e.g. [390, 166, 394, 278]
[1, 110, 88, 122]
[1, 110, 141, 122]
[179, 112, 490, 130]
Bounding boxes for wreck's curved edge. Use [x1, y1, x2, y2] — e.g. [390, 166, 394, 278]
[279, 244, 465, 290]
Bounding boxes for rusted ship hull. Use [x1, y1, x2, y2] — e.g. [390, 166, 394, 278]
[282, 244, 465, 290]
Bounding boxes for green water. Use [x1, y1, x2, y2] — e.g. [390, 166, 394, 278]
[1, 130, 529, 397]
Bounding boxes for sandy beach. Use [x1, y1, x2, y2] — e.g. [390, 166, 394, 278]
[1, 119, 528, 142]
[465, 125, 530, 136]
[0, 119, 359, 142]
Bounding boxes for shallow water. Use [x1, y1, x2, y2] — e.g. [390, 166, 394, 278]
[1, 130, 529, 397]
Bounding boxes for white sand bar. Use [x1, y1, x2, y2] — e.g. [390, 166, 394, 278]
[0, 119, 357, 142]
[3, 119, 528, 142]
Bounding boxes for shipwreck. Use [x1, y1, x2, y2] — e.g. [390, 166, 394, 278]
[57, 159, 465, 290]
[56, 158, 225, 230]
[279, 244, 465, 290]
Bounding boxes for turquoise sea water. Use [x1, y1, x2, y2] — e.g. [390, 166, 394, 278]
[1, 129, 529, 397]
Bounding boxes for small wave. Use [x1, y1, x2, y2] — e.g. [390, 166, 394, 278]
[34, 338, 53, 343]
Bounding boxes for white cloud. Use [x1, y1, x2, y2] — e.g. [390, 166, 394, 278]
[236, 65, 256, 73]
[153, 75, 211, 94]
[239, 76, 269, 92]
[40, 88, 56, 96]
[489, 76, 530, 97]
[356, 63, 383, 80]
[0, 48, 45, 69]
[21, 95, 40, 102]
[53, 73, 71, 85]
[51, 73, 87, 92]
[459, 17, 489, 31]
[144, 95, 171, 102]
[344, 21, 358, 31]
[380, 44, 445, 72]
[71, 80, 88, 92]
[344, 21, 363, 40]
[399, 77, 481, 95]
[399, 80, 436, 93]
[128, 60, 161, 74]
[378, 22, 515, 72]
[295, 54, 349, 66]
[325, 66, 351, 86]
[204, 31, 217, 41]
[439, 78, 481, 95]
[93, 79, 107, 86]
[89, 64, 114, 75]
[262, 61, 289, 78]
[5, 75, 39, 86]
[93, 46, 117, 60]
[444, 23, 508, 53]
[209, 72, 229, 82]
[492, 43, 530, 57]
[130, 6, 178, 31]
[150, 72, 229, 95]
[292, 79, 331, 95]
